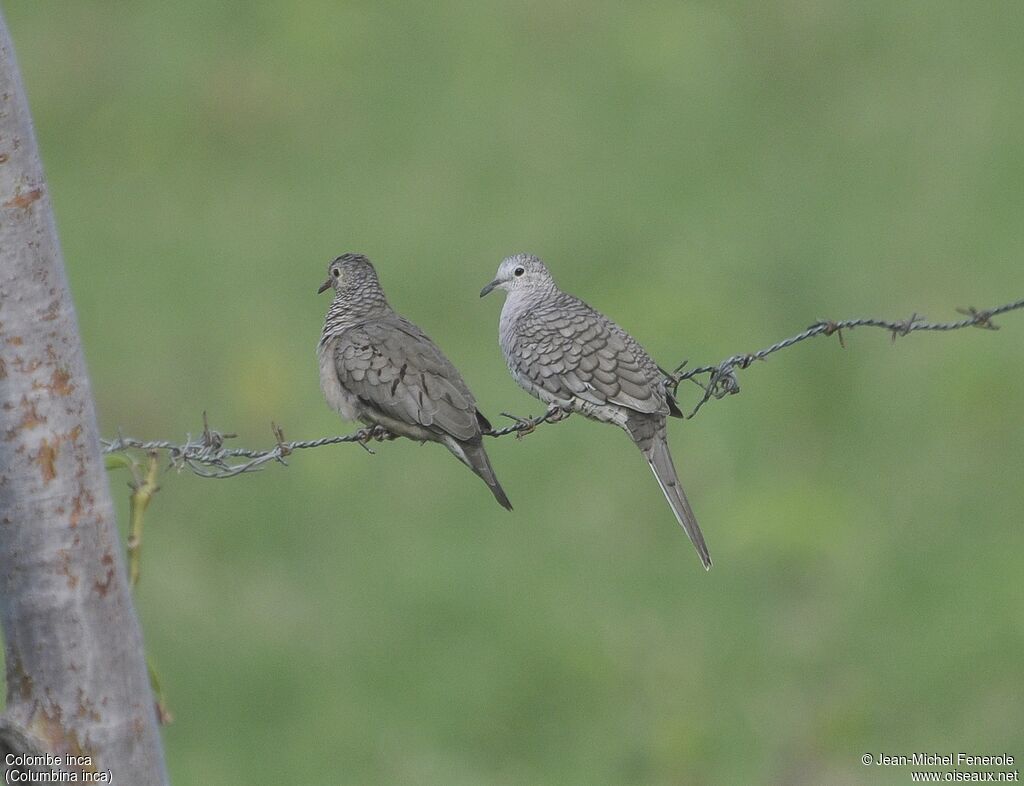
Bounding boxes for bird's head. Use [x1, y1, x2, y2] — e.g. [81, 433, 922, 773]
[480, 253, 554, 298]
[318, 252, 381, 296]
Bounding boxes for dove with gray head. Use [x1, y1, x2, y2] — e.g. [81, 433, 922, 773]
[481, 254, 710, 568]
[319, 253, 512, 510]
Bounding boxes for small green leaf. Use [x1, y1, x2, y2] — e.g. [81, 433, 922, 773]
[104, 453, 133, 471]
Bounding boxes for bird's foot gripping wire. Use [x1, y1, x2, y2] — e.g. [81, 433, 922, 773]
[498, 412, 541, 439]
[370, 425, 397, 441]
[353, 424, 396, 453]
[544, 404, 572, 423]
[497, 406, 571, 439]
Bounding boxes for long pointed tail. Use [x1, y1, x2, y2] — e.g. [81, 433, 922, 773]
[637, 428, 712, 570]
[444, 436, 513, 511]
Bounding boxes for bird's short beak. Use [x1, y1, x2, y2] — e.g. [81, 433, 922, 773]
[480, 279, 500, 298]
[317, 279, 332, 294]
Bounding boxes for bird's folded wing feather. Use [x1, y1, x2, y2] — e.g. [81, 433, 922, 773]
[515, 299, 668, 415]
[334, 317, 480, 441]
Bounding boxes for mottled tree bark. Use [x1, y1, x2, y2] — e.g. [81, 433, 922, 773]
[0, 10, 169, 785]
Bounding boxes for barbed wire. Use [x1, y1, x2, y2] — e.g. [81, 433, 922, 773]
[101, 298, 1024, 478]
[668, 298, 1024, 418]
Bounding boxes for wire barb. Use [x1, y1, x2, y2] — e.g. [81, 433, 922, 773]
[956, 306, 999, 330]
[102, 297, 1024, 477]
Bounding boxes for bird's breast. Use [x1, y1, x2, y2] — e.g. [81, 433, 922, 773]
[318, 338, 362, 422]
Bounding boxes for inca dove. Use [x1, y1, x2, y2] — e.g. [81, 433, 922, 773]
[481, 254, 710, 568]
[319, 253, 512, 510]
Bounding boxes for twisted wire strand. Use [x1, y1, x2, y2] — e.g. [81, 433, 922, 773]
[668, 299, 1024, 418]
[102, 298, 1024, 477]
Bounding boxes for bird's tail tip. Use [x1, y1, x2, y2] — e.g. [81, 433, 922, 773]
[492, 483, 514, 512]
[695, 537, 712, 571]
[643, 437, 713, 571]
[446, 437, 513, 511]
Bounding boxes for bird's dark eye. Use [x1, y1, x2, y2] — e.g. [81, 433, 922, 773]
[332, 268, 340, 277]
[514, 267, 525, 277]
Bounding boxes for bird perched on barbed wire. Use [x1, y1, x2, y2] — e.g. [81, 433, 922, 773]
[481, 253, 710, 568]
[318, 253, 512, 510]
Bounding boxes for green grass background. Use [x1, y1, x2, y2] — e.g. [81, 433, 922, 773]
[4, 2, 1023, 783]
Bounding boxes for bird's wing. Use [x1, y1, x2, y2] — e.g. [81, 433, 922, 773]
[334, 316, 482, 441]
[513, 295, 669, 415]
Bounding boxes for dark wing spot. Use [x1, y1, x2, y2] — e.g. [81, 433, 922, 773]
[667, 391, 684, 418]
[391, 363, 408, 396]
[475, 409, 492, 432]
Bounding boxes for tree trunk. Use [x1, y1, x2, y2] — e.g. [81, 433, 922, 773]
[0, 10, 169, 785]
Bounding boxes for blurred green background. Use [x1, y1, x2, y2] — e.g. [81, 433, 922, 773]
[4, 1, 1023, 783]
